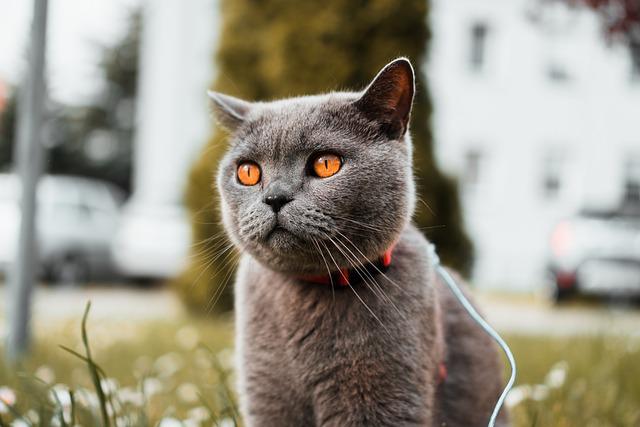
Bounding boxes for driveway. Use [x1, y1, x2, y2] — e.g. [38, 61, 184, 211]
[0, 284, 639, 337]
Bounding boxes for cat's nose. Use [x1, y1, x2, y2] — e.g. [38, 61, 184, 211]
[263, 194, 292, 213]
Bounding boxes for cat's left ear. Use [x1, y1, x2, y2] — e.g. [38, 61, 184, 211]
[207, 91, 253, 132]
[354, 58, 415, 140]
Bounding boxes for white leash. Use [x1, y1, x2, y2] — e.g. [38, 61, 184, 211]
[429, 244, 516, 427]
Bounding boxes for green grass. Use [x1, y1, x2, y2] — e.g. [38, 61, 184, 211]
[1, 308, 639, 426]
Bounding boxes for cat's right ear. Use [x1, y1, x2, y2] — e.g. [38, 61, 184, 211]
[354, 58, 415, 140]
[207, 91, 252, 132]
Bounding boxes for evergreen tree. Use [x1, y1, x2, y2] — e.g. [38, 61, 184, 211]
[0, 11, 140, 192]
[174, 0, 473, 313]
[0, 92, 17, 170]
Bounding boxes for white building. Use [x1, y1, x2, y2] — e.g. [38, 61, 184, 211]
[428, 0, 640, 291]
[112, 0, 219, 279]
[118, 0, 639, 288]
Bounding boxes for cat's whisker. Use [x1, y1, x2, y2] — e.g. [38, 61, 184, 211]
[333, 230, 411, 297]
[312, 237, 335, 301]
[189, 242, 237, 291]
[324, 237, 391, 336]
[331, 234, 403, 317]
[206, 252, 241, 314]
[187, 236, 232, 261]
[416, 196, 435, 216]
[329, 214, 386, 232]
[188, 230, 231, 255]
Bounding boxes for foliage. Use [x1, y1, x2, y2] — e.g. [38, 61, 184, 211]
[0, 309, 237, 426]
[1, 312, 639, 426]
[0, 93, 16, 170]
[570, 0, 640, 70]
[0, 11, 140, 193]
[174, 0, 473, 313]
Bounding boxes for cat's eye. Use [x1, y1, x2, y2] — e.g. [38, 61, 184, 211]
[312, 153, 342, 178]
[237, 162, 261, 186]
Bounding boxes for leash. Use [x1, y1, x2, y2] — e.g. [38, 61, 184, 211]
[429, 244, 516, 427]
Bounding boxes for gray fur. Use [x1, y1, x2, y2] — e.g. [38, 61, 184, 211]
[213, 58, 508, 426]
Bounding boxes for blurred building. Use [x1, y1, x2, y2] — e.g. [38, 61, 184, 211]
[0, 78, 6, 112]
[112, 0, 219, 280]
[117, 0, 638, 290]
[428, 0, 640, 291]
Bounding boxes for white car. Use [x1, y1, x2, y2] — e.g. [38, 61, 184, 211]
[111, 202, 191, 281]
[546, 202, 640, 302]
[0, 174, 124, 284]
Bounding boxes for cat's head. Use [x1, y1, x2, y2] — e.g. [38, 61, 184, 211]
[213, 58, 417, 275]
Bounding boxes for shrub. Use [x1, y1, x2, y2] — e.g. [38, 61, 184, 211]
[173, 0, 473, 313]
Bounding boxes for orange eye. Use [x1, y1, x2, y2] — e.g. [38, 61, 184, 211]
[237, 162, 261, 186]
[312, 153, 342, 178]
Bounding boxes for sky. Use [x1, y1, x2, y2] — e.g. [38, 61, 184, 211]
[0, 0, 140, 105]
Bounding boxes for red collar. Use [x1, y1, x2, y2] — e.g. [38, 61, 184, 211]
[297, 246, 394, 287]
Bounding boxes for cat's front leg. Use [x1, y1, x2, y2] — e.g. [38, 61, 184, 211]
[310, 367, 433, 427]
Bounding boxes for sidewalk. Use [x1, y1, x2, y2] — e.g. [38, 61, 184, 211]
[1, 284, 639, 337]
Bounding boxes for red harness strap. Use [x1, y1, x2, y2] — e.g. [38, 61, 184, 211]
[297, 244, 448, 384]
[297, 246, 394, 286]
[438, 362, 448, 384]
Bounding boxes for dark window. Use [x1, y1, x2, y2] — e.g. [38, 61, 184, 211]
[542, 151, 563, 199]
[547, 63, 570, 82]
[469, 22, 488, 71]
[623, 155, 640, 203]
[631, 42, 640, 81]
[464, 149, 483, 190]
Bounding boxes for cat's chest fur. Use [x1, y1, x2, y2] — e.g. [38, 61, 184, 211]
[234, 225, 446, 426]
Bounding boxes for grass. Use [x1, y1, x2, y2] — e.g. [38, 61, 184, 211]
[0, 305, 639, 426]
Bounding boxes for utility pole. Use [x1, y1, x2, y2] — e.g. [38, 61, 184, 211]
[6, 0, 49, 362]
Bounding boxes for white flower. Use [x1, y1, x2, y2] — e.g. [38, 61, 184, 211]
[176, 383, 200, 404]
[158, 417, 183, 427]
[118, 387, 145, 407]
[100, 378, 119, 395]
[49, 385, 74, 423]
[545, 360, 568, 389]
[0, 386, 16, 414]
[217, 348, 235, 370]
[25, 409, 40, 424]
[505, 384, 550, 408]
[176, 326, 200, 350]
[187, 406, 210, 423]
[11, 419, 30, 427]
[219, 417, 236, 427]
[142, 377, 163, 397]
[154, 353, 184, 378]
[35, 365, 56, 384]
[505, 384, 530, 408]
[182, 419, 199, 427]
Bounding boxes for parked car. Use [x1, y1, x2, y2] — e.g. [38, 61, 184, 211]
[0, 174, 125, 284]
[546, 202, 640, 302]
[111, 202, 191, 281]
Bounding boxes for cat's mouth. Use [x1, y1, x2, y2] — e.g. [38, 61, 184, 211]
[264, 223, 305, 252]
[266, 224, 288, 239]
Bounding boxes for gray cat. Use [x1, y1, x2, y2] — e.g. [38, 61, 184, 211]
[210, 58, 508, 426]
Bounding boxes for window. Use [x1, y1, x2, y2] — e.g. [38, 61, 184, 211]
[623, 155, 640, 203]
[546, 63, 570, 83]
[463, 148, 483, 191]
[542, 151, 563, 199]
[469, 22, 488, 71]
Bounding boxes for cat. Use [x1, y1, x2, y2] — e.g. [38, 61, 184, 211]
[209, 58, 509, 427]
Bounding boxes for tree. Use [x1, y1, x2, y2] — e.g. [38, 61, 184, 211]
[0, 92, 17, 170]
[570, 0, 640, 70]
[0, 11, 140, 192]
[174, 0, 473, 313]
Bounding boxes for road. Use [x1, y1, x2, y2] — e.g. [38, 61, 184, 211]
[0, 284, 639, 337]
